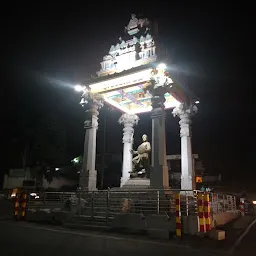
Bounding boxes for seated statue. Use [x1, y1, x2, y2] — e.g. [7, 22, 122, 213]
[130, 134, 151, 178]
[125, 14, 140, 35]
[126, 14, 139, 30]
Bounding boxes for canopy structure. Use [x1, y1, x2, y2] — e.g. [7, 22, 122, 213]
[78, 14, 198, 192]
[81, 14, 197, 114]
[89, 67, 181, 114]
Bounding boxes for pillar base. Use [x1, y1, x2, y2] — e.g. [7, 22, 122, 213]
[79, 170, 97, 191]
[120, 177, 129, 188]
[150, 165, 169, 189]
[181, 174, 195, 191]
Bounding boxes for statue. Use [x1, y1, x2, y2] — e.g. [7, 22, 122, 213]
[130, 134, 151, 178]
[126, 14, 139, 30]
[125, 14, 140, 35]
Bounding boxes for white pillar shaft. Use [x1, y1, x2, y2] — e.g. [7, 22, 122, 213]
[80, 105, 100, 191]
[181, 133, 194, 190]
[173, 103, 197, 191]
[121, 140, 133, 187]
[118, 113, 139, 187]
[83, 116, 97, 171]
[179, 114, 195, 191]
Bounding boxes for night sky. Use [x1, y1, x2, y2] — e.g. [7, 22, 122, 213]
[4, 3, 254, 188]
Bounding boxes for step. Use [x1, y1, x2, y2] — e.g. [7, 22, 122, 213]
[65, 220, 110, 227]
[72, 215, 114, 222]
[63, 222, 112, 231]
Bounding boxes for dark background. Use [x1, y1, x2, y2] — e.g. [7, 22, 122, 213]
[3, 2, 254, 189]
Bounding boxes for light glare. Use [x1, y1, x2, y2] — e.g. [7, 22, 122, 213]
[74, 84, 84, 92]
[157, 63, 166, 70]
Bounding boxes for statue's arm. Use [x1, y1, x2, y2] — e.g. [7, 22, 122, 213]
[130, 149, 138, 155]
[146, 142, 151, 152]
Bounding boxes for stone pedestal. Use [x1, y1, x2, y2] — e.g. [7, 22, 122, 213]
[117, 177, 150, 190]
[79, 99, 103, 191]
[173, 103, 197, 191]
[118, 113, 139, 187]
[150, 99, 169, 189]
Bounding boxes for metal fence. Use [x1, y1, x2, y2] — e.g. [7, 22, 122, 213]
[74, 189, 202, 218]
[26, 190, 196, 218]
[210, 193, 236, 213]
[25, 190, 237, 220]
[28, 192, 76, 211]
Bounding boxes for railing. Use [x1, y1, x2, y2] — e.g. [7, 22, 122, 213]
[26, 190, 237, 219]
[210, 193, 237, 213]
[26, 190, 198, 217]
[28, 192, 76, 210]
[78, 189, 200, 217]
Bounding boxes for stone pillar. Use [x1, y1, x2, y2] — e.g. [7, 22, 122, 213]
[150, 97, 169, 189]
[118, 113, 139, 187]
[173, 103, 198, 191]
[79, 98, 103, 191]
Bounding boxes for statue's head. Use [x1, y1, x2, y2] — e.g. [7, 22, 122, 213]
[142, 134, 148, 142]
[131, 14, 136, 19]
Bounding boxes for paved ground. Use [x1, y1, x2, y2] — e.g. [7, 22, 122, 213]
[231, 218, 256, 255]
[0, 198, 13, 220]
[1, 217, 255, 256]
[0, 221, 222, 256]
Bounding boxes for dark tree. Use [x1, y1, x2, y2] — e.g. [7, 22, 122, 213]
[34, 112, 68, 167]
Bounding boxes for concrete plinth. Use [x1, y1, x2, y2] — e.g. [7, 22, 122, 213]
[112, 178, 150, 190]
[209, 230, 226, 240]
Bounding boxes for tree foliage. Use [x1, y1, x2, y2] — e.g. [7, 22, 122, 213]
[34, 112, 67, 166]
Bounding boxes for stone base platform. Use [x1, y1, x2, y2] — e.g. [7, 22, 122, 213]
[111, 178, 150, 191]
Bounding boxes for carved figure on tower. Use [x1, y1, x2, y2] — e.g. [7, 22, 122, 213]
[130, 134, 151, 178]
[125, 14, 140, 35]
[126, 14, 139, 30]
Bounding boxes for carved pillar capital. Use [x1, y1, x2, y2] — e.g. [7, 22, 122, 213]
[172, 103, 198, 119]
[118, 113, 139, 143]
[80, 91, 104, 110]
[173, 103, 198, 137]
[81, 92, 104, 129]
[118, 113, 139, 126]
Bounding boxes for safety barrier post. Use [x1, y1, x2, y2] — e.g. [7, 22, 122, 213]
[157, 190, 160, 215]
[106, 189, 109, 223]
[20, 192, 27, 220]
[204, 193, 211, 232]
[240, 198, 245, 216]
[198, 192, 205, 234]
[14, 194, 20, 220]
[78, 191, 81, 216]
[175, 193, 181, 237]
